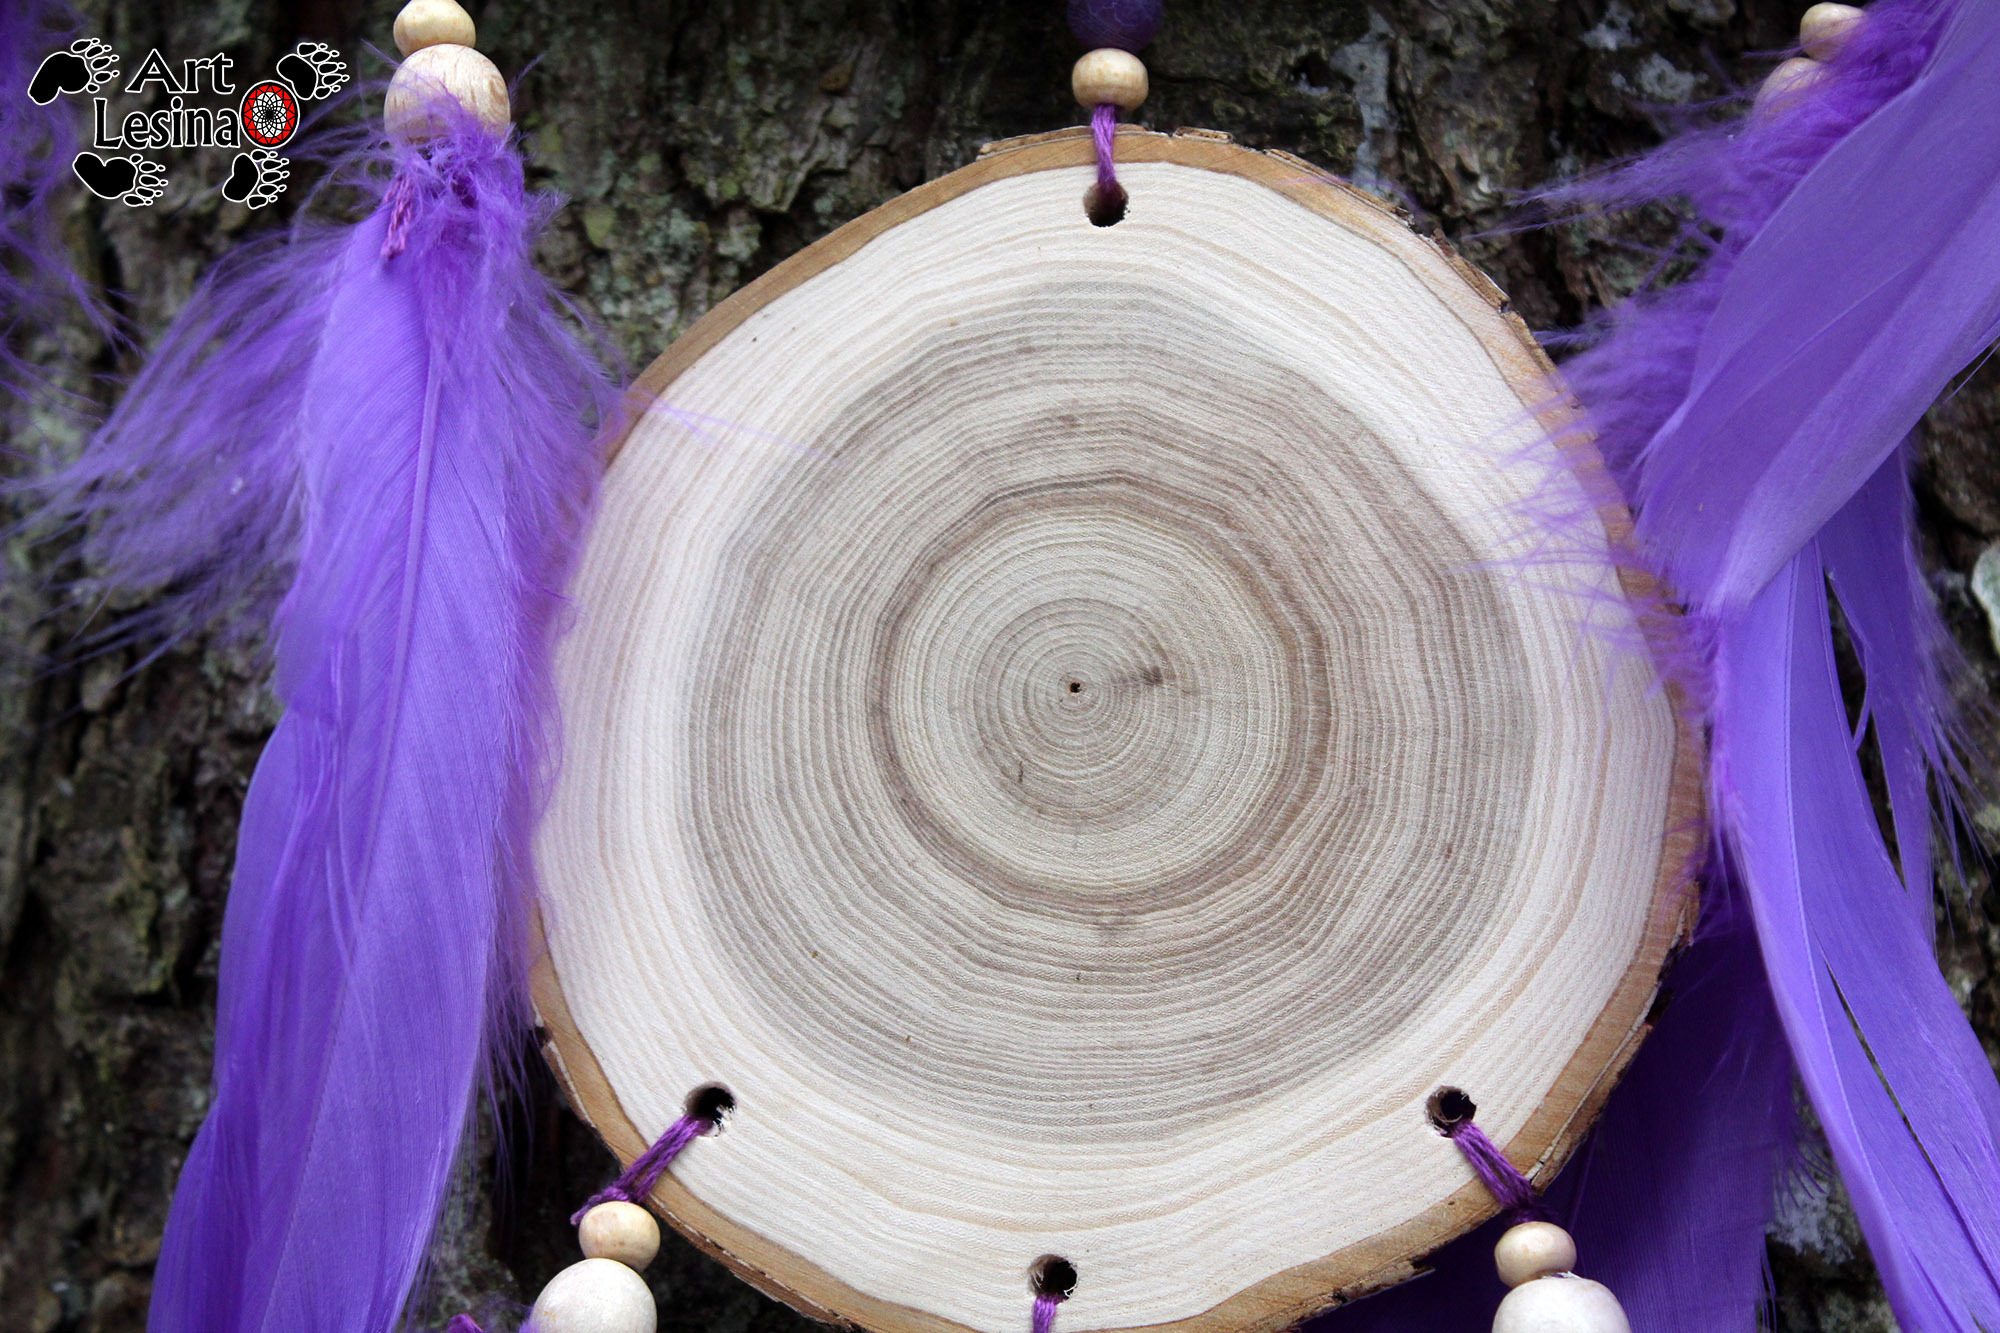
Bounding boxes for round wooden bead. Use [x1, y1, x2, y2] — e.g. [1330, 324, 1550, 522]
[1494, 1221, 1578, 1288]
[578, 1200, 662, 1270]
[1754, 56, 1825, 112]
[1492, 1275, 1631, 1333]
[529, 1258, 657, 1333]
[1072, 48, 1149, 111]
[384, 43, 511, 144]
[393, 0, 477, 57]
[1800, 3, 1866, 61]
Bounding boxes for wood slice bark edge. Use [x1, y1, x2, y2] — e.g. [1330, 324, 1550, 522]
[531, 125, 1705, 1333]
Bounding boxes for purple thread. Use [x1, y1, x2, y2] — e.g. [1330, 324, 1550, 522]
[1032, 1292, 1064, 1333]
[380, 176, 415, 259]
[1091, 103, 1119, 199]
[571, 1112, 708, 1224]
[443, 1317, 485, 1333]
[1447, 1118, 1548, 1223]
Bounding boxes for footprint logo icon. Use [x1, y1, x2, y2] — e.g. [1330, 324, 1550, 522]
[72, 152, 167, 207]
[221, 149, 290, 209]
[274, 41, 349, 101]
[28, 38, 119, 104]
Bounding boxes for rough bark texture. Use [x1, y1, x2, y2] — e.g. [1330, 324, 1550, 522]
[2, 2, 1996, 1332]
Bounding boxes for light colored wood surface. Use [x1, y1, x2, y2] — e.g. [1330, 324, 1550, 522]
[391, 0, 476, 56]
[383, 41, 508, 142]
[532, 127, 1700, 1333]
[1072, 50, 1149, 111]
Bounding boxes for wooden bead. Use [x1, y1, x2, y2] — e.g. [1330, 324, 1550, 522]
[393, 0, 477, 57]
[1492, 1275, 1631, 1333]
[1800, 3, 1866, 61]
[384, 43, 511, 144]
[1754, 56, 1825, 113]
[1494, 1221, 1578, 1288]
[1072, 48, 1149, 111]
[529, 1258, 657, 1333]
[579, 1200, 661, 1270]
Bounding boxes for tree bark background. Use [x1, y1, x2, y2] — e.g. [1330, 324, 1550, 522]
[2, 2, 1996, 1331]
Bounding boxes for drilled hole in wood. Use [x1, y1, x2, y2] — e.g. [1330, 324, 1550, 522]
[1068, 680, 1083, 693]
[687, 1082, 736, 1128]
[1030, 1255, 1078, 1299]
[1084, 182, 1127, 227]
[1427, 1086, 1476, 1132]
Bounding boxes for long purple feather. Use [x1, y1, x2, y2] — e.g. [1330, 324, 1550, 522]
[33, 110, 611, 1332]
[1818, 449, 1962, 925]
[1715, 544, 2000, 1329]
[1533, 0, 2000, 1321]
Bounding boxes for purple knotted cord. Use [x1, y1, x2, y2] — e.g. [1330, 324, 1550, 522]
[448, 1113, 715, 1328]
[570, 1112, 709, 1224]
[1090, 103, 1119, 199]
[381, 175, 416, 259]
[1032, 1292, 1065, 1333]
[1070, 0, 1153, 220]
[1446, 1117, 1550, 1223]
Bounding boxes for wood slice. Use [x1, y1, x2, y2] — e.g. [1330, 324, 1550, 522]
[531, 127, 1700, 1333]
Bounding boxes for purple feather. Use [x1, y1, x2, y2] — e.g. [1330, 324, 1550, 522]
[1553, 885, 1794, 1330]
[1542, 0, 1948, 494]
[28, 223, 337, 652]
[1634, 6, 2000, 609]
[1818, 449, 1964, 925]
[1715, 544, 2000, 1330]
[1538, 0, 2000, 1324]
[34, 109, 612, 1332]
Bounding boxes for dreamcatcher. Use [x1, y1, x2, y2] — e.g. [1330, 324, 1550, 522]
[18, 2, 2000, 1332]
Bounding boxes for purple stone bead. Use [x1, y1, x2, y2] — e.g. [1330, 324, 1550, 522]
[1068, 0, 1163, 52]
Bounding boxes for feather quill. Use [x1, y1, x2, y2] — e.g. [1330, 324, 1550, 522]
[32, 108, 611, 1333]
